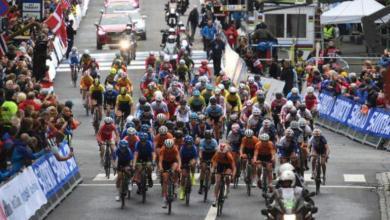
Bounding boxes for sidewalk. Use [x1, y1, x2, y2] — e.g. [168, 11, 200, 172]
[377, 172, 390, 220]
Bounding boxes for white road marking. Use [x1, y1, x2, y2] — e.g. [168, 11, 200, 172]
[92, 173, 117, 181]
[343, 174, 366, 183]
[204, 206, 218, 220]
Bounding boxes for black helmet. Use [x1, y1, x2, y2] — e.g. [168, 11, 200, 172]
[174, 130, 183, 138]
[139, 96, 147, 105]
[209, 96, 217, 105]
[204, 130, 213, 139]
[65, 100, 73, 109]
[275, 92, 283, 99]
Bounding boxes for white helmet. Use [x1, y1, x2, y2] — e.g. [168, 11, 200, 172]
[252, 108, 261, 116]
[214, 88, 221, 95]
[159, 126, 168, 135]
[248, 76, 254, 83]
[290, 120, 299, 129]
[229, 86, 237, 93]
[279, 163, 295, 176]
[84, 49, 90, 55]
[126, 115, 134, 124]
[298, 118, 307, 127]
[279, 170, 296, 187]
[291, 87, 299, 94]
[179, 59, 185, 65]
[104, 117, 113, 124]
[71, 47, 77, 52]
[157, 113, 166, 121]
[262, 119, 271, 127]
[163, 55, 170, 62]
[164, 139, 174, 148]
[218, 84, 225, 90]
[156, 95, 163, 102]
[259, 133, 270, 141]
[199, 76, 208, 83]
[286, 101, 293, 109]
[306, 86, 314, 93]
[127, 127, 137, 135]
[244, 129, 254, 137]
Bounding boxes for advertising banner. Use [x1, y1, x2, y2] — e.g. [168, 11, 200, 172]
[318, 92, 390, 139]
[22, 0, 43, 20]
[261, 77, 285, 104]
[0, 167, 47, 220]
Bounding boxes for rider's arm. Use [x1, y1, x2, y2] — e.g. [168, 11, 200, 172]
[159, 148, 164, 170]
[176, 148, 181, 170]
[239, 138, 245, 157]
[227, 152, 236, 176]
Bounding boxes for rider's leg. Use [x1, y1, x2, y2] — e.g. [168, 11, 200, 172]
[213, 174, 221, 205]
[199, 161, 206, 193]
[225, 169, 232, 196]
[321, 155, 327, 182]
[311, 153, 318, 177]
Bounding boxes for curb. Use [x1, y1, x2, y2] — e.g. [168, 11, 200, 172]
[377, 172, 390, 220]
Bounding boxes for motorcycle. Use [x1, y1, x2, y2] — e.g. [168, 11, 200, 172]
[165, 8, 179, 28]
[261, 188, 317, 220]
[177, 0, 188, 15]
[119, 31, 137, 65]
[163, 35, 179, 70]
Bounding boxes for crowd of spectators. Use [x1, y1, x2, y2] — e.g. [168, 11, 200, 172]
[0, 0, 80, 183]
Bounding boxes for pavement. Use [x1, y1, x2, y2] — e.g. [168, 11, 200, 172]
[47, 0, 390, 219]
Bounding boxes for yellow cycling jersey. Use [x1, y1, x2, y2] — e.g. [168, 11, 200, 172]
[225, 93, 242, 110]
[89, 84, 105, 94]
[116, 94, 133, 105]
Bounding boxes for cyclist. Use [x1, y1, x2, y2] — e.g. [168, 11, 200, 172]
[114, 140, 134, 201]
[271, 92, 287, 131]
[80, 71, 94, 109]
[133, 132, 155, 191]
[201, 84, 214, 105]
[103, 84, 118, 117]
[154, 113, 167, 133]
[115, 87, 133, 121]
[159, 139, 181, 208]
[145, 52, 156, 69]
[298, 118, 312, 171]
[247, 76, 259, 98]
[253, 133, 275, 191]
[112, 53, 123, 67]
[204, 97, 224, 141]
[225, 86, 242, 115]
[240, 129, 259, 186]
[96, 117, 120, 165]
[286, 87, 302, 105]
[89, 78, 105, 121]
[188, 90, 206, 112]
[253, 91, 271, 118]
[123, 127, 139, 152]
[198, 130, 218, 194]
[154, 126, 174, 159]
[211, 143, 236, 206]
[176, 59, 189, 83]
[277, 128, 300, 168]
[227, 123, 243, 177]
[246, 108, 263, 136]
[80, 49, 92, 72]
[285, 107, 300, 129]
[309, 129, 330, 184]
[151, 95, 169, 118]
[105, 67, 118, 86]
[115, 71, 133, 95]
[174, 100, 191, 125]
[259, 119, 278, 144]
[69, 47, 80, 82]
[179, 135, 198, 200]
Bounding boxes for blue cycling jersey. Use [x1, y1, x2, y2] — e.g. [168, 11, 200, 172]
[200, 138, 218, 152]
[286, 93, 302, 103]
[135, 141, 154, 160]
[115, 148, 133, 167]
[180, 145, 198, 161]
[205, 105, 223, 118]
[69, 52, 79, 65]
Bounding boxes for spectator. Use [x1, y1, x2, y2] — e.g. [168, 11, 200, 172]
[280, 60, 297, 96]
[187, 5, 199, 42]
[209, 34, 225, 77]
[200, 19, 217, 58]
[65, 20, 76, 58]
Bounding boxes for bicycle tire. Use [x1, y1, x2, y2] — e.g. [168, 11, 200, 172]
[246, 164, 252, 196]
[262, 166, 268, 194]
[203, 171, 209, 202]
[141, 170, 147, 203]
[120, 175, 127, 209]
[185, 176, 191, 206]
[168, 181, 173, 214]
[217, 179, 225, 216]
[315, 157, 321, 195]
[104, 145, 111, 179]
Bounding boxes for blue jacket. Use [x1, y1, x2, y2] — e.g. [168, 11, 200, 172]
[201, 25, 217, 40]
[10, 140, 46, 175]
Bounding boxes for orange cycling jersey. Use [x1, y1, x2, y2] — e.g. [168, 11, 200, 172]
[116, 78, 132, 90]
[241, 137, 259, 150]
[80, 75, 93, 90]
[255, 141, 275, 156]
[154, 133, 173, 149]
[124, 135, 140, 152]
[160, 146, 179, 162]
[212, 152, 235, 165]
[174, 138, 184, 150]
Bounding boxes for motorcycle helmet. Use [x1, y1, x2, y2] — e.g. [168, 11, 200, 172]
[279, 170, 296, 188]
[167, 35, 176, 43]
[279, 163, 295, 175]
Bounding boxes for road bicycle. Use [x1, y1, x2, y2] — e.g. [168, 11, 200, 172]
[103, 141, 112, 179]
[166, 169, 175, 215]
[217, 173, 231, 217]
[119, 167, 132, 209]
[181, 164, 192, 206]
[70, 64, 78, 88]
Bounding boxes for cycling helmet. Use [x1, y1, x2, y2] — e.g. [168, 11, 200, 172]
[214, 88, 221, 95]
[209, 96, 217, 105]
[248, 76, 255, 83]
[230, 113, 238, 121]
[163, 56, 170, 62]
[165, 120, 175, 130]
[279, 170, 296, 188]
[285, 128, 294, 137]
[190, 112, 198, 120]
[141, 124, 150, 132]
[104, 117, 113, 124]
[298, 118, 307, 127]
[198, 114, 206, 121]
[244, 129, 254, 137]
[252, 108, 261, 116]
[279, 163, 295, 175]
[93, 78, 100, 85]
[306, 86, 314, 93]
[231, 123, 240, 132]
[259, 133, 270, 141]
[139, 132, 148, 141]
[275, 92, 283, 99]
[174, 130, 183, 138]
[168, 28, 175, 33]
[206, 84, 213, 91]
[65, 100, 73, 109]
[298, 103, 306, 110]
[106, 84, 113, 91]
[156, 95, 164, 102]
[119, 140, 128, 149]
[204, 130, 213, 139]
[229, 86, 237, 94]
[290, 120, 299, 129]
[291, 87, 299, 94]
[157, 113, 166, 121]
[149, 51, 155, 56]
[71, 47, 77, 52]
[126, 116, 134, 125]
[256, 90, 265, 96]
[147, 66, 154, 73]
[121, 71, 128, 78]
[127, 127, 137, 135]
[184, 135, 194, 144]
[180, 100, 187, 106]
[313, 128, 321, 136]
[262, 119, 271, 127]
[84, 49, 90, 55]
[193, 90, 200, 96]
[289, 107, 297, 115]
[139, 96, 147, 105]
[158, 126, 168, 135]
[245, 100, 253, 106]
[218, 84, 225, 90]
[199, 76, 208, 83]
[286, 101, 293, 109]
[218, 143, 228, 153]
[164, 139, 174, 148]
[179, 59, 185, 65]
[201, 60, 208, 65]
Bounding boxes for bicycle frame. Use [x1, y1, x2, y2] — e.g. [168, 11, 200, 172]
[104, 141, 112, 179]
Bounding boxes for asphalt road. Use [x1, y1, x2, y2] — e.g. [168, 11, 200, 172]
[47, 0, 390, 219]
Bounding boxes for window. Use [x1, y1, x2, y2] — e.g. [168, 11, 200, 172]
[287, 14, 306, 38]
[265, 14, 284, 38]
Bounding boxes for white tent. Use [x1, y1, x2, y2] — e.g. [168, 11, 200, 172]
[321, 0, 385, 24]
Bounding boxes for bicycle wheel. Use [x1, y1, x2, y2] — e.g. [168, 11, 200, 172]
[185, 176, 191, 206]
[246, 164, 252, 196]
[141, 170, 147, 203]
[233, 159, 241, 189]
[299, 149, 305, 177]
[217, 180, 225, 216]
[167, 181, 173, 214]
[121, 175, 128, 209]
[93, 111, 99, 135]
[315, 158, 321, 195]
[262, 167, 268, 194]
[203, 171, 209, 202]
[104, 146, 111, 179]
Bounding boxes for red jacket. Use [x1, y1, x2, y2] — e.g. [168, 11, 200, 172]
[224, 27, 238, 48]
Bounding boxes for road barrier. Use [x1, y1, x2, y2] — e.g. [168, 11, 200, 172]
[0, 142, 82, 220]
[317, 92, 389, 149]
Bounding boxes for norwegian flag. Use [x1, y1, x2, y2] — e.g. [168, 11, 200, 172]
[44, 5, 67, 47]
[0, 33, 8, 57]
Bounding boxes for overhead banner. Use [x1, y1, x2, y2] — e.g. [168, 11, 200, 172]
[318, 92, 390, 139]
[22, 0, 44, 20]
[0, 167, 47, 220]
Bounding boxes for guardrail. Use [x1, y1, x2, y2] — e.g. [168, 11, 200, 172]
[0, 142, 82, 220]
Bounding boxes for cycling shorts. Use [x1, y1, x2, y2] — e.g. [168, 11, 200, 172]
[202, 151, 216, 162]
[243, 148, 254, 159]
[216, 163, 232, 174]
[162, 160, 177, 171]
[257, 154, 272, 163]
[91, 92, 103, 105]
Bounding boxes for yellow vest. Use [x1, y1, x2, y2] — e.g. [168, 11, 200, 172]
[323, 27, 334, 40]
